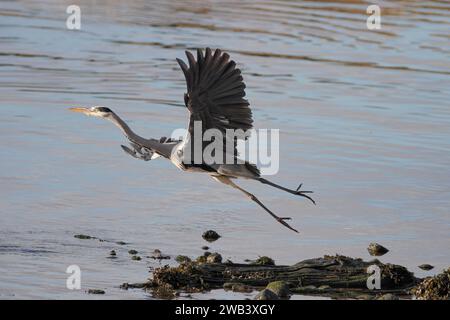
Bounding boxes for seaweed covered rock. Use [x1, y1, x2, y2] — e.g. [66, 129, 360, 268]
[146, 254, 417, 299]
[266, 281, 290, 298]
[412, 268, 449, 300]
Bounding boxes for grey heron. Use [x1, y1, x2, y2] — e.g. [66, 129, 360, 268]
[70, 48, 314, 233]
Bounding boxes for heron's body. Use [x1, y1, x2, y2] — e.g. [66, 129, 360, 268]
[70, 48, 314, 233]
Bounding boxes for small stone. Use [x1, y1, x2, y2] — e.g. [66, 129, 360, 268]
[109, 250, 116, 256]
[151, 249, 170, 260]
[202, 230, 221, 242]
[175, 255, 191, 264]
[254, 289, 279, 300]
[120, 283, 145, 290]
[128, 249, 138, 255]
[418, 264, 434, 271]
[131, 255, 141, 261]
[74, 234, 93, 240]
[206, 252, 222, 263]
[377, 293, 399, 300]
[203, 251, 211, 257]
[201, 246, 209, 250]
[251, 256, 275, 266]
[88, 289, 105, 294]
[266, 281, 290, 298]
[116, 241, 127, 245]
[367, 243, 389, 256]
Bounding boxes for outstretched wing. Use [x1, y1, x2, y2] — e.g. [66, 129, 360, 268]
[177, 47, 253, 138]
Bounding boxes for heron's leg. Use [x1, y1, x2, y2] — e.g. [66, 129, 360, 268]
[258, 178, 316, 205]
[212, 176, 299, 233]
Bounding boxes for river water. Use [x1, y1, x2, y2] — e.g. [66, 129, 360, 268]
[0, 0, 449, 299]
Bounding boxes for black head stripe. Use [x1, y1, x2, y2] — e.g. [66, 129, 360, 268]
[96, 107, 112, 113]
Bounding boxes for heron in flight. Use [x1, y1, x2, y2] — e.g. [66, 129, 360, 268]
[70, 48, 314, 233]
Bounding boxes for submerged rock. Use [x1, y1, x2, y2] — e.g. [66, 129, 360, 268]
[74, 234, 94, 240]
[201, 246, 209, 250]
[202, 230, 221, 242]
[120, 282, 146, 290]
[266, 281, 290, 298]
[88, 289, 105, 294]
[418, 264, 434, 271]
[254, 289, 279, 300]
[206, 253, 222, 264]
[116, 241, 127, 245]
[131, 255, 141, 261]
[412, 268, 450, 300]
[367, 243, 389, 256]
[109, 250, 116, 256]
[128, 249, 138, 255]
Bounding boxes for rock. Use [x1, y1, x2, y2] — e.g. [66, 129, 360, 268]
[131, 255, 141, 261]
[128, 249, 138, 255]
[196, 255, 207, 263]
[116, 241, 127, 245]
[202, 230, 221, 242]
[367, 243, 389, 256]
[418, 264, 434, 271]
[254, 289, 279, 300]
[88, 289, 105, 294]
[206, 253, 222, 263]
[251, 256, 275, 266]
[376, 293, 399, 300]
[175, 255, 191, 264]
[120, 283, 145, 290]
[201, 246, 209, 250]
[223, 282, 253, 293]
[203, 251, 211, 257]
[74, 234, 93, 240]
[412, 268, 450, 300]
[318, 285, 331, 290]
[109, 250, 116, 256]
[151, 249, 170, 260]
[266, 281, 290, 297]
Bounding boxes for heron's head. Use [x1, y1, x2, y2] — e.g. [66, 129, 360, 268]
[69, 106, 114, 118]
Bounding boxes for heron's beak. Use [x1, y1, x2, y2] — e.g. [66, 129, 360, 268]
[69, 107, 91, 115]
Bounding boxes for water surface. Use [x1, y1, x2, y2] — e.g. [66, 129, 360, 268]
[0, 0, 449, 299]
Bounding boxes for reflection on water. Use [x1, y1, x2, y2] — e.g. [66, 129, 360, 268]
[0, 0, 449, 299]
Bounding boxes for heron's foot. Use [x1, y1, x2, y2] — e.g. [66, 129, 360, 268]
[294, 183, 316, 205]
[275, 216, 298, 233]
[121, 144, 153, 161]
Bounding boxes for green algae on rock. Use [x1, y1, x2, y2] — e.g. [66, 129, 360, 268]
[266, 281, 290, 298]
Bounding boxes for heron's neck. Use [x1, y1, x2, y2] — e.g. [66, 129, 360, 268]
[107, 112, 174, 158]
